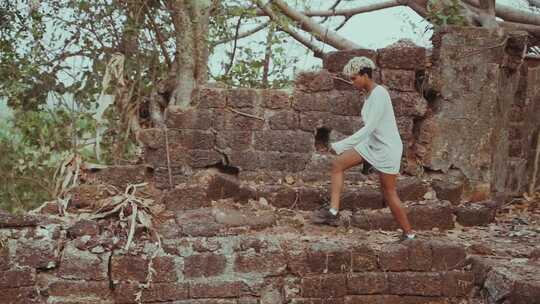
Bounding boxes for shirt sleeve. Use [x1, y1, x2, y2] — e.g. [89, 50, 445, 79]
[330, 90, 386, 154]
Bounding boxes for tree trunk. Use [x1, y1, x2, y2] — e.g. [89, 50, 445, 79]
[476, 0, 498, 29]
[167, 0, 212, 110]
[112, 1, 145, 161]
[262, 25, 275, 88]
[119, 1, 144, 58]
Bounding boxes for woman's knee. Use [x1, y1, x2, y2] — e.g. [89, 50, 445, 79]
[331, 159, 344, 173]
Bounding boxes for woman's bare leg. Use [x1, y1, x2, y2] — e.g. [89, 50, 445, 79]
[330, 149, 363, 210]
[379, 172, 413, 234]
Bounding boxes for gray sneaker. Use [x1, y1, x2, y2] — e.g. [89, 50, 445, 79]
[311, 204, 340, 226]
[398, 232, 417, 242]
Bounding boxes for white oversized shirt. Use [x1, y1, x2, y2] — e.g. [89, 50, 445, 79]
[330, 85, 403, 174]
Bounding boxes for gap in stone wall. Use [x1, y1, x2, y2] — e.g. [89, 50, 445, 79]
[315, 127, 331, 153]
[414, 69, 426, 93]
[206, 163, 240, 177]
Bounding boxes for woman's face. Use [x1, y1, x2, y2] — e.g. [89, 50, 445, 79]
[350, 73, 368, 91]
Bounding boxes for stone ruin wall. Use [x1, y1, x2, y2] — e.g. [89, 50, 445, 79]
[426, 26, 540, 200]
[2, 27, 540, 304]
[520, 58, 540, 195]
[139, 26, 540, 201]
[139, 42, 429, 189]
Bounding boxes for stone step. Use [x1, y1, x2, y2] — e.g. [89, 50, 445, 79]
[253, 176, 429, 211]
[161, 170, 430, 212]
[155, 199, 497, 241]
[64, 167, 465, 216]
[350, 200, 498, 232]
[470, 255, 540, 304]
[0, 209, 59, 228]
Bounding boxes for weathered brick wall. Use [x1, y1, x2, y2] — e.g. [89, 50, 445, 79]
[2, 209, 539, 304]
[501, 64, 540, 194]
[139, 42, 428, 189]
[423, 26, 540, 198]
[138, 30, 540, 198]
[524, 65, 540, 194]
[140, 88, 364, 188]
[0, 210, 473, 304]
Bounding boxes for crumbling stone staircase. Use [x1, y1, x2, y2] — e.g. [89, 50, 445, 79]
[1, 190, 538, 304]
[155, 170, 497, 234]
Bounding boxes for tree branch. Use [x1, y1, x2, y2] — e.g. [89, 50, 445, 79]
[262, 25, 274, 88]
[212, 20, 270, 46]
[496, 3, 540, 26]
[254, 0, 402, 17]
[320, 0, 344, 23]
[500, 20, 540, 37]
[464, 0, 540, 26]
[476, 0, 498, 29]
[276, 0, 427, 19]
[143, 4, 172, 68]
[334, 16, 352, 31]
[270, 0, 362, 50]
[255, 1, 325, 58]
[224, 14, 244, 76]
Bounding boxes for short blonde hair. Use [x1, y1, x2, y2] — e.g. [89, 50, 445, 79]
[342, 56, 376, 77]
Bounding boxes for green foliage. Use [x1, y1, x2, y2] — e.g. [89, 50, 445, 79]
[212, 33, 298, 88]
[210, 11, 297, 89]
[0, 0, 301, 212]
[0, 107, 98, 213]
[0, 0, 150, 212]
[427, 0, 466, 28]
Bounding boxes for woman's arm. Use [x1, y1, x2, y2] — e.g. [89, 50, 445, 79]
[330, 94, 385, 154]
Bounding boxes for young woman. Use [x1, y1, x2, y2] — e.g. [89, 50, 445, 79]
[311, 57, 416, 241]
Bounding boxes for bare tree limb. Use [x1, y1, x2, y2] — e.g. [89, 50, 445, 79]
[224, 14, 244, 76]
[320, 0, 344, 24]
[255, 1, 325, 58]
[497, 3, 540, 26]
[334, 16, 352, 31]
[254, 0, 402, 17]
[297, 0, 426, 32]
[270, 0, 362, 49]
[500, 20, 540, 37]
[143, 4, 172, 68]
[212, 20, 270, 46]
[475, 0, 498, 28]
[262, 25, 274, 88]
[464, 0, 540, 26]
[479, 0, 495, 13]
